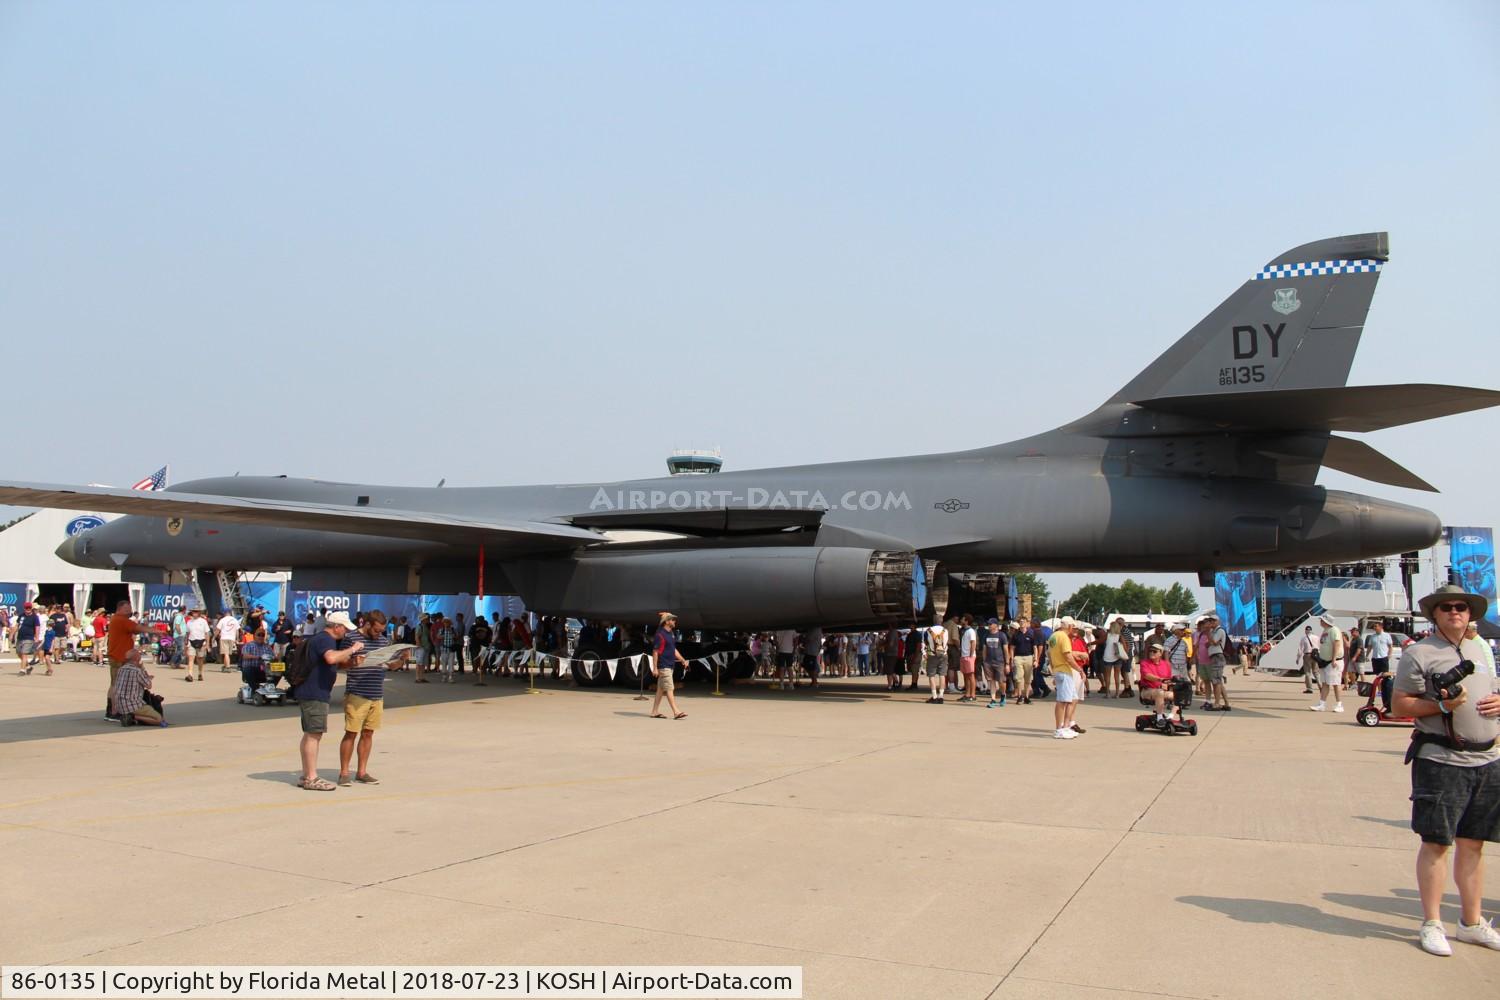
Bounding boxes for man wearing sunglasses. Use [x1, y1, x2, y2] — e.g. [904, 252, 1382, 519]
[1392, 585, 1500, 956]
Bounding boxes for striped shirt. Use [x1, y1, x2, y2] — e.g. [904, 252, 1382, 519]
[343, 630, 390, 700]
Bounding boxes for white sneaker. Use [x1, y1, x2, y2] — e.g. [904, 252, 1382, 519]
[1309, 702, 1325, 711]
[1054, 728, 1077, 740]
[1455, 916, 1500, 950]
[1332, 703, 1345, 713]
[1420, 920, 1452, 956]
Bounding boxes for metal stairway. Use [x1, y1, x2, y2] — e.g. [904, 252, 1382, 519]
[215, 570, 249, 621]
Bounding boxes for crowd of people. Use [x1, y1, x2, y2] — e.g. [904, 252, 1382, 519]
[6, 582, 1499, 956]
[746, 613, 1253, 718]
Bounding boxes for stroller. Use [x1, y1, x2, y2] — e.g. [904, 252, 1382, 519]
[1134, 677, 1199, 736]
[153, 633, 176, 666]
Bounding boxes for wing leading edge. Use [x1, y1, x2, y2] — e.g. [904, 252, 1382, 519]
[0, 481, 599, 551]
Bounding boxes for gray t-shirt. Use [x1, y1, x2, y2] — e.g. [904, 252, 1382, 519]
[1394, 635, 1499, 766]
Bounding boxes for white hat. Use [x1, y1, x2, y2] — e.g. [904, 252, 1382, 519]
[325, 611, 357, 630]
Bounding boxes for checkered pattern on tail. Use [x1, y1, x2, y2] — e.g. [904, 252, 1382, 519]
[1253, 260, 1383, 280]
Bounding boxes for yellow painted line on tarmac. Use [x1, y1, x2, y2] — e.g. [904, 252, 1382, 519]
[0, 748, 290, 811]
[50, 764, 787, 827]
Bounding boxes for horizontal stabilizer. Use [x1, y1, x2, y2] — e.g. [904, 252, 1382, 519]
[0, 481, 600, 551]
[1322, 436, 1437, 492]
[569, 507, 824, 535]
[1133, 384, 1500, 433]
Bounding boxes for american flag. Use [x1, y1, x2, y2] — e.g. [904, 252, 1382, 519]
[131, 466, 169, 492]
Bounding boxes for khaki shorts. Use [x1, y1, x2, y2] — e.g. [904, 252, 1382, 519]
[344, 694, 383, 732]
[132, 704, 163, 725]
[299, 699, 330, 734]
[655, 668, 675, 692]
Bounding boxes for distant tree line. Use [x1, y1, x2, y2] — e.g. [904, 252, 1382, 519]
[1058, 578, 1199, 621]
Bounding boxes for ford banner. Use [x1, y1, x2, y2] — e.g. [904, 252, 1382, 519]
[0, 582, 26, 620]
[1447, 526, 1498, 625]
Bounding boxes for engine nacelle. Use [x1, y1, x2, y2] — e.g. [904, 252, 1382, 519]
[507, 546, 927, 630]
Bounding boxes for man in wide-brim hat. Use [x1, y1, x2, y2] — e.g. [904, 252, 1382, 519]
[1392, 584, 1500, 956]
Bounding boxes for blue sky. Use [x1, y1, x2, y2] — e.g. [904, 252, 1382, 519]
[2, 2, 1496, 608]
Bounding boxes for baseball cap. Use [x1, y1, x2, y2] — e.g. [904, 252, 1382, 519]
[1148, 641, 1164, 651]
[987, 617, 999, 625]
[325, 611, 357, 630]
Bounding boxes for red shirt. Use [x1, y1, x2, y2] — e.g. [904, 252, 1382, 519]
[106, 612, 147, 662]
[1140, 658, 1172, 689]
[92, 614, 107, 637]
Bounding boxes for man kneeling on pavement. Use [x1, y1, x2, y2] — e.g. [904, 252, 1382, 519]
[109, 648, 167, 727]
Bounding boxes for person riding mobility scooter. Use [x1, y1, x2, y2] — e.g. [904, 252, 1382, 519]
[1134, 640, 1198, 736]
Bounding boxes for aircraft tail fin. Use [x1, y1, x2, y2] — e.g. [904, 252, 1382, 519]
[1107, 232, 1388, 404]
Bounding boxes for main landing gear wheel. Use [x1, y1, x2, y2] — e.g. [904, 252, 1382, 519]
[569, 645, 612, 687]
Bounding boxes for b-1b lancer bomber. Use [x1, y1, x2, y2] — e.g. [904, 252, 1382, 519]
[7, 233, 1497, 630]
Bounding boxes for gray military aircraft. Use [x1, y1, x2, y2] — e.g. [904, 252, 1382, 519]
[5, 232, 1496, 631]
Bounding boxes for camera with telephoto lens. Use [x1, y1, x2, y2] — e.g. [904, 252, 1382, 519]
[1427, 660, 1475, 702]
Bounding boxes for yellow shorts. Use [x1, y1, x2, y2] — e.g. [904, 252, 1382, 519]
[344, 694, 384, 732]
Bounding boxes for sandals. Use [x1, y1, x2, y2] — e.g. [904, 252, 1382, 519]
[674, 712, 688, 720]
[298, 777, 337, 792]
[650, 713, 666, 719]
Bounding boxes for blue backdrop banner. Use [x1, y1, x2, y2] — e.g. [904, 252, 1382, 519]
[0, 582, 26, 620]
[1448, 526, 1498, 625]
[474, 595, 528, 622]
[357, 593, 423, 622]
[142, 584, 197, 625]
[1214, 572, 1261, 642]
[238, 582, 283, 615]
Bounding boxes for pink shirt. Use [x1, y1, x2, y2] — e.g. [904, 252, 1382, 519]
[1140, 658, 1172, 689]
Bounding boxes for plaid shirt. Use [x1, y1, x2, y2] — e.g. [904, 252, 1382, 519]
[437, 625, 456, 649]
[240, 641, 271, 670]
[110, 662, 151, 716]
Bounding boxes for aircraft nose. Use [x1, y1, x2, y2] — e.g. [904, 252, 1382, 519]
[55, 536, 79, 565]
[1360, 498, 1442, 557]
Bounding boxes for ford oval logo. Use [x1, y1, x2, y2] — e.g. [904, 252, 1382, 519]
[1458, 535, 1484, 545]
[65, 516, 105, 537]
[1291, 579, 1321, 592]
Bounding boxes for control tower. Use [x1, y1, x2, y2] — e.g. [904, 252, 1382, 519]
[666, 448, 723, 476]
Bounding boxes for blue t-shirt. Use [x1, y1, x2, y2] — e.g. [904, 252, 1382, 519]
[295, 631, 340, 702]
[982, 630, 1009, 664]
[654, 629, 678, 671]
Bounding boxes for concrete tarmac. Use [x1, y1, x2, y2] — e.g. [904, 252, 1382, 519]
[2, 654, 1497, 998]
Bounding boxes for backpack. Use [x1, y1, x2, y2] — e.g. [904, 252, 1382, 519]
[284, 635, 321, 688]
